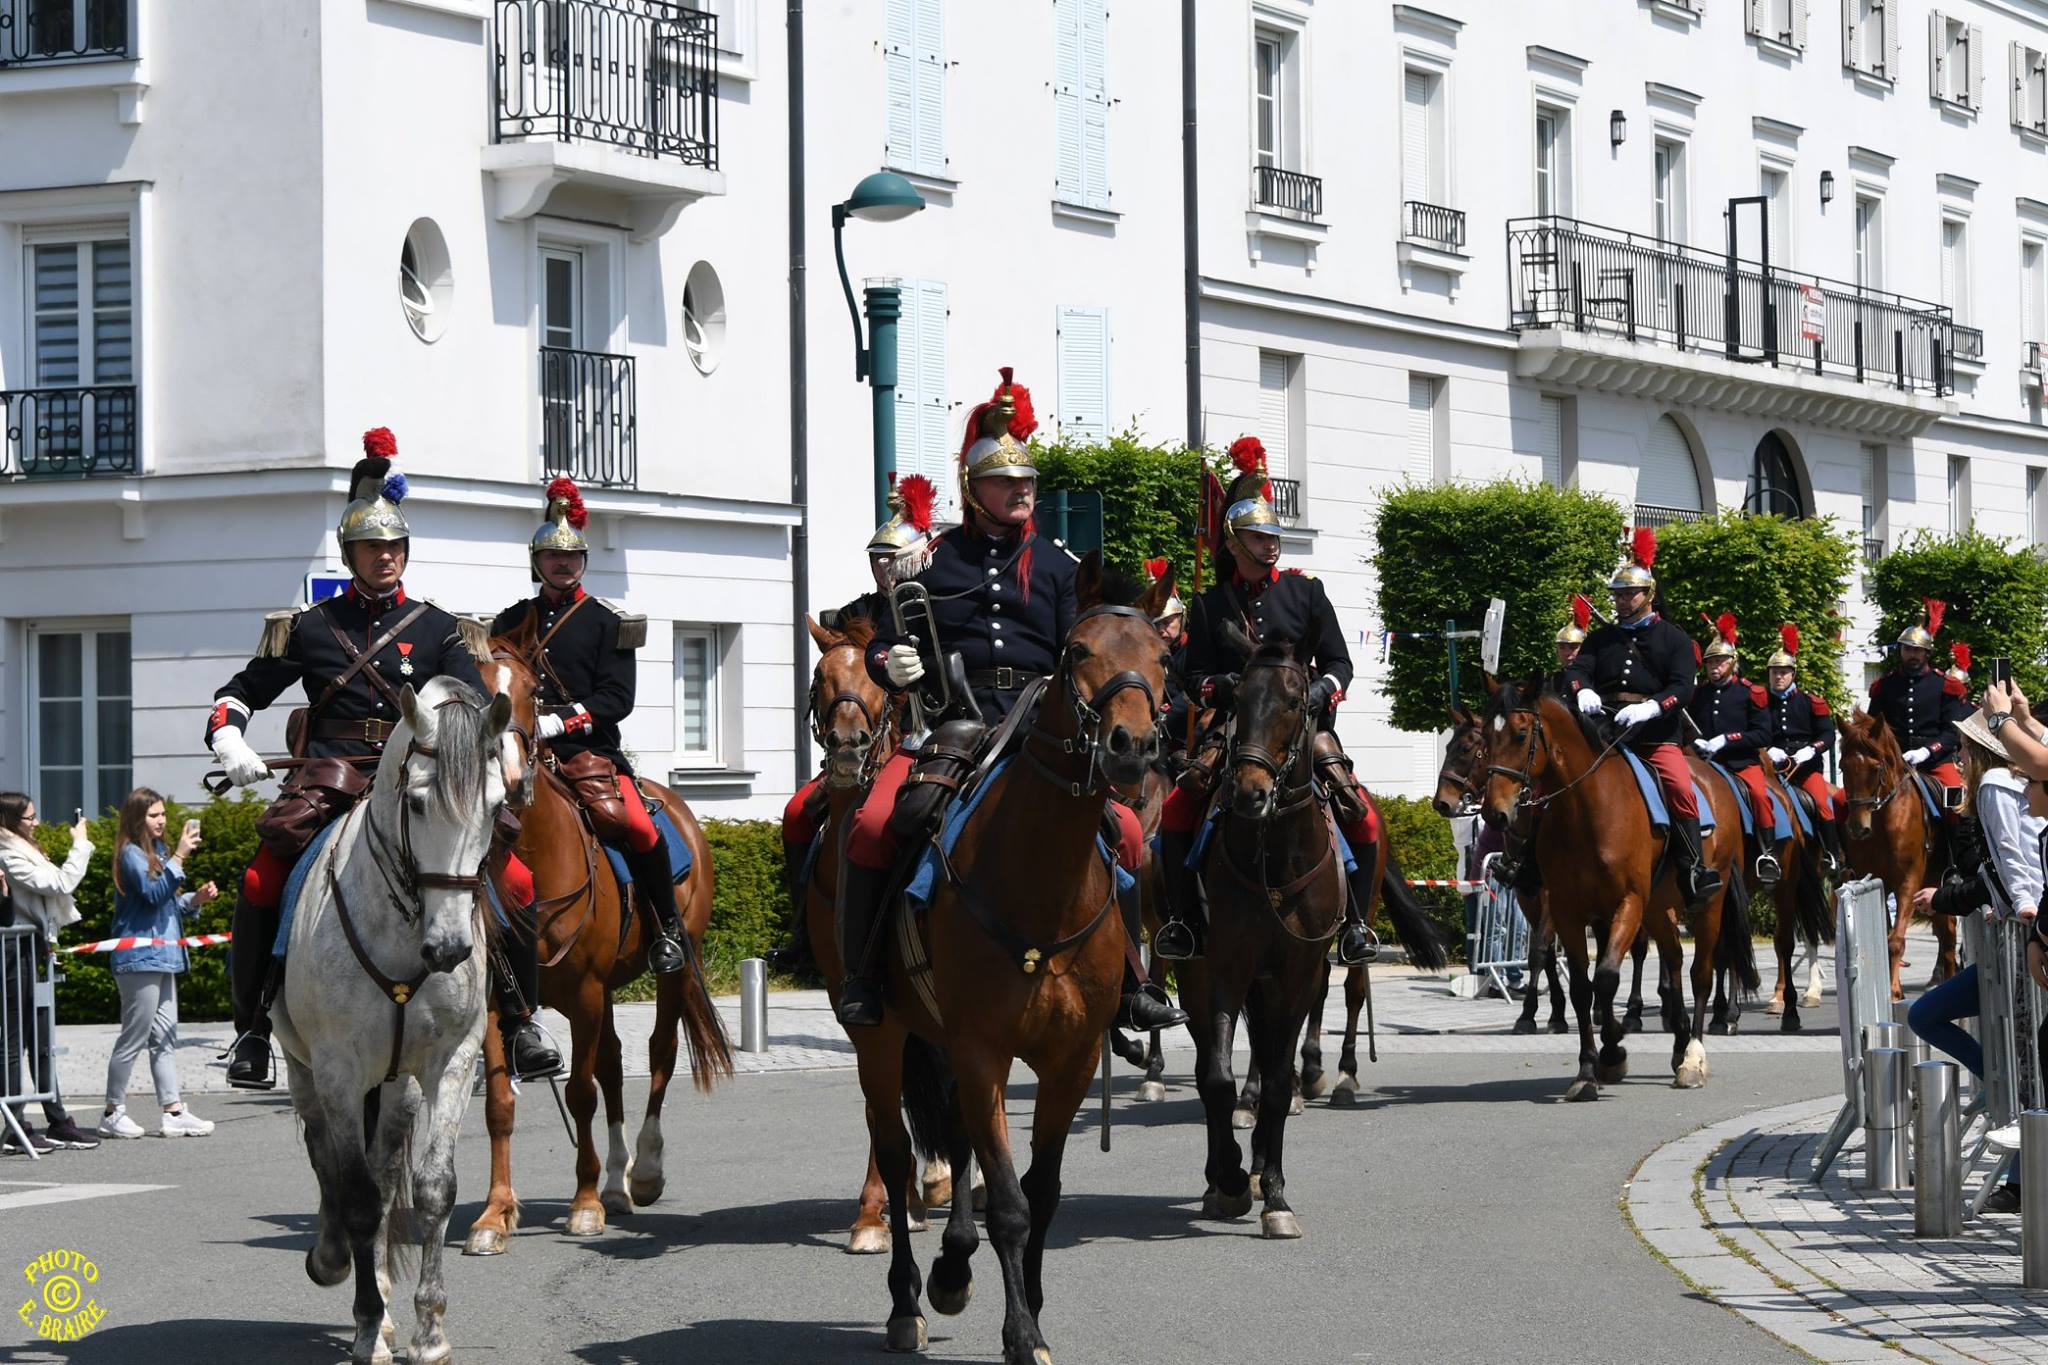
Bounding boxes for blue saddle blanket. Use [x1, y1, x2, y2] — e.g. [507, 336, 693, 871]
[601, 805, 695, 896]
[1709, 762, 1791, 842]
[1621, 750, 1716, 834]
[274, 816, 347, 959]
[907, 756, 1133, 912]
[1180, 805, 1360, 875]
[1909, 770, 1946, 824]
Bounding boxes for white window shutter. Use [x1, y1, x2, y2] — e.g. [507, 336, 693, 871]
[1053, 0, 1082, 201]
[883, 0, 916, 170]
[1791, 0, 1808, 49]
[1538, 396, 1562, 487]
[1056, 306, 1110, 442]
[1079, 0, 1110, 208]
[1406, 374, 1435, 483]
[1968, 25, 1985, 108]
[1259, 353, 1292, 481]
[2015, 41, 2029, 126]
[1929, 10, 1945, 99]
[916, 281, 952, 519]
[1881, 0, 1898, 77]
[1940, 222, 1957, 309]
[913, 0, 945, 178]
[1640, 416, 1704, 512]
[1402, 70, 1429, 203]
[1747, 0, 1768, 36]
[1842, 0, 1858, 69]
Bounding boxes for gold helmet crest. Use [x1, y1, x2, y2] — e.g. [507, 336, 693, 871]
[1702, 612, 1739, 662]
[1555, 594, 1591, 645]
[336, 427, 410, 551]
[1221, 435, 1281, 547]
[958, 367, 1039, 521]
[1608, 526, 1659, 593]
[1766, 623, 1800, 671]
[868, 473, 940, 588]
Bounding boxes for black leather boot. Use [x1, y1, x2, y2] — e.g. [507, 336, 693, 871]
[625, 845, 690, 975]
[494, 929, 561, 1081]
[1753, 838, 1783, 887]
[835, 863, 894, 1028]
[1674, 816, 1722, 911]
[1817, 817, 1844, 878]
[224, 894, 280, 1090]
[1338, 866, 1380, 966]
[1115, 877, 1188, 1030]
[1151, 827, 1204, 961]
[765, 843, 812, 973]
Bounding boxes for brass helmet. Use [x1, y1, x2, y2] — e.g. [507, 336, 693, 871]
[1897, 597, 1943, 651]
[1607, 525, 1658, 593]
[1766, 623, 1800, 671]
[530, 476, 589, 578]
[958, 367, 1038, 521]
[1703, 611, 1739, 662]
[1221, 435, 1282, 549]
[1947, 641, 1972, 686]
[1556, 594, 1591, 646]
[868, 473, 939, 589]
[336, 427, 410, 551]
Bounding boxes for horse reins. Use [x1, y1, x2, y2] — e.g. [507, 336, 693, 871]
[1215, 657, 1340, 941]
[810, 643, 894, 789]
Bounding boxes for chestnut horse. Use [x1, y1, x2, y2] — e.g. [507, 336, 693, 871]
[851, 581, 1169, 1364]
[463, 646, 729, 1254]
[1479, 682, 1755, 1099]
[1705, 763, 1832, 1034]
[1837, 709, 1958, 999]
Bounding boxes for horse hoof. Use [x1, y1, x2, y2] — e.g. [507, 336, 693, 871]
[1763, 997, 1785, 1016]
[305, 1245, 350, 1286]
[601, 1189, 632, 1217]
[1594, 1053, 1628, 1085]
[629, 1176, 664, 1208]
[1707, 1019, 1731, 1037]
[1621, 1014, 1644, 1036]
[1260, 1210, 1303, 1240]
[410, 1340, 452, 1365]
[1231, 1106, 1254, 1131]
[1564, 1078, 1600, 1103]
[1781, 1012, 1802, 1035]
[1136, 1080, 1167, 1103]
[922, 1173, 954, 1209]
[928, 1278, 973, 1316]
[563, 1206, 606, 1237]
[1330, 1075, 1358, 1106]
[1248, 1173, 1263, 1199]
[1512, 1016, 1538, 1035]
[1548, 1017, 1570, 1034]
[1301, 1071, 1329, 1100]
[1202, 1186, 1254, 1220]
[461, 1227, 507, 1258]
[846, 1225, 891, 1255]
[1674, 1041, 1709, 1090]
[1033, 1350, 1054, 1365]
[1800, 991, 1824, 1009]
[885, 1314, 928, 1353]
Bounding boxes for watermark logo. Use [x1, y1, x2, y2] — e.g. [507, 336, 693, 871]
[17, 1249, 105, 1342]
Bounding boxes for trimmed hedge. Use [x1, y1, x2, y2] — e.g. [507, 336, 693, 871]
[1868, 529, 2048, 701]
[1373, 480, 1628, 732]
[1652, 512, 1859, 719]
[1376, 794, 1466, 964]
[1032, 432, 1210, 585]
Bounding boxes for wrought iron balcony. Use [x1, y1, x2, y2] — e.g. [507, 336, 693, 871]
[1268, 477, 1302, 522]
[1862, 536, 1885, 568]
[1402, 201, 1465, 252]
[0, 0, 129, 67]
[3, 385, 137, 477]
[493, 0, 717, 167]
[540, 347, 636, 488]
[1951, 323, 1984, 363]
[1507, 216, 1954, 397]
[1633, 503, 1706, 528]
[1253, 164, 1323, 220]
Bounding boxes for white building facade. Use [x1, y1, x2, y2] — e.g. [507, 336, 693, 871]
[2, 0, 2038, 816]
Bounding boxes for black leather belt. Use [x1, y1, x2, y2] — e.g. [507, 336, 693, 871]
[966, 668, 1028, 691]
[311, 717, 396, 744]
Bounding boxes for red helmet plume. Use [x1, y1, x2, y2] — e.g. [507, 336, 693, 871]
[994, 366, 1035, 442]
[1715, 611, 1737, 646]
[362, 427, 398, 458]
[1228, 435, 1267, 476]
[1631, 526, 1658, 569]
[1950, 641, 1972, 672]
[1571, 594, 1591, 631]
[1144, 556, 1170, 583]
[895, 474, 937, 534]
[544, 476, 589, 529]
[1779, 623, 1799, 657]
[1924, 598, 1946, 636]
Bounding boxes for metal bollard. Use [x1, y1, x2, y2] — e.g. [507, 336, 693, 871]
[2025, 1111, 2048, 1289]
[739, 957, 768, 1054]
[1863, 1046, 1910, 1190]
[1913, 1061, 1961, 1237]
[1870, 1021, 1904, 1053]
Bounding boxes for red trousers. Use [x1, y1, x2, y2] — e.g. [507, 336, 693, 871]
[1729, 763, 1773, 828]
[612, 774, 660, 855]
[1924, 760, 1964, 791]
[1792, 769, 1835, 819]
[783, 776, 824, 848]
[1159, 777, 1381, 851]
[845, 750, 1144, 872]
[1635, 743, 1698, 819]
[246, 839, 535, 908]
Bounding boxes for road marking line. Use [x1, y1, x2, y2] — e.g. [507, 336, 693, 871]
[0, 1182, 174, 1211]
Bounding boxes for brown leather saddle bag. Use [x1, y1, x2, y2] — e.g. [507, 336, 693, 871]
[255, 758, 372, 861]
[555, 750, 639, 845]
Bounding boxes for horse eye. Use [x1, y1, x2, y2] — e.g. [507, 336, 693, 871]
[408, 792, 428, 815]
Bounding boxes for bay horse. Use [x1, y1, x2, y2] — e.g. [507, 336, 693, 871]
[852, 574, 1168, 1364]
[1705, 763, 1832, 1034]
[1836, 709, 1959, 999]
[1478, 681, 1756, 1099]
[271, 678, 510, 1365]
[463, 643, 729, 1254]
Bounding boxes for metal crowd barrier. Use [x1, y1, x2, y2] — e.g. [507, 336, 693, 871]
[1813, 877, 1894, 1180]
[1468, 859, 1531, 999]
[0, 923, 58, 1161]
[1956, 913, 2048, 1215]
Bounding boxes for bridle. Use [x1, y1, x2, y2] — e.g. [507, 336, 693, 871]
[1841, 742, 1904, 816]
[809, 643, 893, 789]
[1021, 604, 1165, 797]
[1485, 696, 1630, 822]
[1435, 728, 1486, 816]
[358, 695, 494, 925]
[1225, 655, 1318, 821]
[1214, 655, 1339, 934]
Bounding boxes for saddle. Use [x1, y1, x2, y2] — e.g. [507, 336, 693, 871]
[551, 749, 654, 848]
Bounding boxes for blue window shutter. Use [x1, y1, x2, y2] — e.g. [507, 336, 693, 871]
[1056, 306, 1110, 442]
[883, 0, 916, 170]
[1053, 0, 1083, 202]
[912, 0, 946, 178]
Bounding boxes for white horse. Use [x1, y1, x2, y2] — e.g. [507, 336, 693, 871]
[270, 678, 513, 1365]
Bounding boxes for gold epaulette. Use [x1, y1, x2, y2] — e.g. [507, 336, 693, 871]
[599, 597, 647, 650]
[454, 616, 493, 666]
[258, 608, 302, 658]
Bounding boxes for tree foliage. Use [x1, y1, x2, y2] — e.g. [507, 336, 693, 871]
[1032, 431, 1210, 585]
[1867, 529, 2048, 701]
[1373, 480, 1627, 732]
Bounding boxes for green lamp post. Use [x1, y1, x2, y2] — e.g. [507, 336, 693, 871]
[833, 171, 927, 524]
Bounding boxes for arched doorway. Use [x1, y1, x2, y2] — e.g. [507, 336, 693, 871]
[1745, 431, 1807, 517]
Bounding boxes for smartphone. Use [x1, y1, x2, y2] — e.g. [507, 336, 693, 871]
[1943, 783, 1966, 811]
[1989, 657, 2013, 687]
[183, 818, 201, 839]
[73, 807, 81, 822]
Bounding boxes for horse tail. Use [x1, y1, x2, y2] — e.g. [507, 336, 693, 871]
[1715, 866, 1762, 997]
[1378, 845, 1450, 971]
[1793, 850, 1832, 948]
[677, 955, 735, 1093]
[900, 1035, 954, 1164]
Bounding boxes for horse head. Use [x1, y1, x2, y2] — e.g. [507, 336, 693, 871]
[485, 640, 540, 808]
[387, 677, 514, 975]
[806, 615, 890, 790]
[1434, 701, 1487, 817]
[1227, 634, 1313, 823]
[1059, 564, 1169, 790]
[1478, 677, 1553, 832]
[1837, 707, 1902, 843]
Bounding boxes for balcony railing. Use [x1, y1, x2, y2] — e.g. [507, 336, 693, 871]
[1863, 536, 1885, 568]
[1506, 216, 1954, 397]
[1253, 164, 1323, 220]
[1633, 503, 1706, 528]
[1402, 201, 1465, 251]
[0, 0, 129, 67]
[1269, 477, 1302, 522]
[3, 385, 137, 477]
[1951, 323, 1984, 363]
[540, 347, 636, 489]
[493, 0, 718, 167]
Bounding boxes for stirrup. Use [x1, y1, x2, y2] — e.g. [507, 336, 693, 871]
[1152, 918, 1200, 961]
[648, 933, 688, 975]
[1686, 866, 1724, 909]
[837, 977, 885, 1028]
[1337, 920, 1378, 967]
[1119, 983, 1188, 1031]
[504, 1021, 563, 1082]
[222, 1030, 276, 1091]
[1753, 851, 1783, 886]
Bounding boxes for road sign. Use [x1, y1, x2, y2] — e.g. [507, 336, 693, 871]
[1799, 285, 1825, 343]
[303, 571, 350, 605]
[1480, 597, 1505, 675]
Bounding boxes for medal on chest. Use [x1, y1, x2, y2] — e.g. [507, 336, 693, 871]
[396, 642, 415, 677]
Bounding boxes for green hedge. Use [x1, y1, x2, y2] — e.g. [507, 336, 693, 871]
[1868, 529, 2048, 701]
[1373, 480, 1628, 732]
[1653, 512, 1859, 719]
[1032, 432, 1210, 585]
[1376, 794, 1467, 964]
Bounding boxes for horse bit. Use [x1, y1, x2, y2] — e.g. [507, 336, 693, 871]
[1020, 604, 1164, 797]
[809, 645, 892, 789]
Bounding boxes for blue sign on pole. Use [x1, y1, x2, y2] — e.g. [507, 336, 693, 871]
[304, 571, 351, 605]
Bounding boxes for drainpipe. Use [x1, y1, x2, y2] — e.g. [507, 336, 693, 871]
[788, 0, 811, 781]
[1182, 0, 1202, 447]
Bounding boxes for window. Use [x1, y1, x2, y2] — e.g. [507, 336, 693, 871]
[1843, 0, 1897, 79]
[682, 261, 726, 374]
[1054, 305, 1110, 441]
[1747, 432, 1805, 516]
[699, 0, 756, 68]
[8, 0, 127, 61]
[1053, 0, 1111, 210]
[2025, 241, 2046, 346]
[883, 0, 946, 180]
[893, 278, 954, 521]
[1637, 416, 1703, 523]
[1534, 105, 1571, 216]
[2015, 43, 2048, 134]
[2029, 466, 2046, 545]
[1929, 11, 1983, 110]
[1748, 0, 1808, 49]
[1258, 350, 1304, 504]
[1940, 217, 1970, 324]
[1653, 139, 1687, 246]
[673, 627, 721, 766]
[1947, 454, 1971, 532]
[1254, 32, 1284, 168]
[540, 248, 583, 351]
[28, 624, 131, 819]
[1854, 195, 1883, 289]
[1401, 67, 1445, 207]
[1861, 442, 1887, 556]
[1536, 395, 1573, 488]
[1406, 373, 1446, 485]
[26, 234, 135, 473]
[1760, 166, 1790, 261]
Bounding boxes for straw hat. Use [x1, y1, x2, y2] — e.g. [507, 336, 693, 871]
[1954, 708, 2011, 762]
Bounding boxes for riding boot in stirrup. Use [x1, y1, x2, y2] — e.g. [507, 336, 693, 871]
[1675, 816, 1723, 911]
[494, 928, 562, 1081]
[1115, 877, 1189, 1031]
[765, 845, 813, 973]
[223, 893, 280, 1090]
[1753, 840, 1784, 888]
[1817, 817, 1844, 878]
[1338, 865, 1380, 966]
[627, 846, 690, 976]
[835, 863, 894, 1028]
[1151, 827, 1204, 961]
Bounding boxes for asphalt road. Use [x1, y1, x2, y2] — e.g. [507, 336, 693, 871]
[5, 1046, 1837, 1365]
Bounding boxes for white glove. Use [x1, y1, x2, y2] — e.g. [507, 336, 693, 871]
[210, 727, 270, 788]
[1576, 688, 1604, 716]
[884, 644, 926, 688]
[1766, 747, 1788, 765]
[536, 711, 567, 740]
[1792, 746, 1816, 767]
[1902, 747, 1931, 766]
[1615, 700, 1660, 728]
[1696, 735, 1728, 755]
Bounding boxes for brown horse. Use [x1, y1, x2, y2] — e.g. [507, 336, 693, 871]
[463, 646, 730, 1254]
[852, 581, 1168, 1363]
[1837, 709, 1958, 999]
[1479, 681, 1754, 1099]
[1700, 763, 1833, 1033]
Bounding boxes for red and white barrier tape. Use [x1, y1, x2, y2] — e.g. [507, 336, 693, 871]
[1403, 879, 1488, 890]
[60, 933, 233, 955]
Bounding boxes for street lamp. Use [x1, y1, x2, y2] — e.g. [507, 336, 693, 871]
[833, 171, 927, 523]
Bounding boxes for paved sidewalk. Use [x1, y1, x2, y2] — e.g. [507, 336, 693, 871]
[1628, 1096, 2048, 1364]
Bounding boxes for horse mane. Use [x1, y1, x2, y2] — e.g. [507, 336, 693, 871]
[1092, 564, 1146, 609]
[840, 615, 878, 650]
[1249, 631, 1298, 665]
[1483, 677, 1603, 749]
[1841, 708, 1900, 764]
[420, 678, 492, 818]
